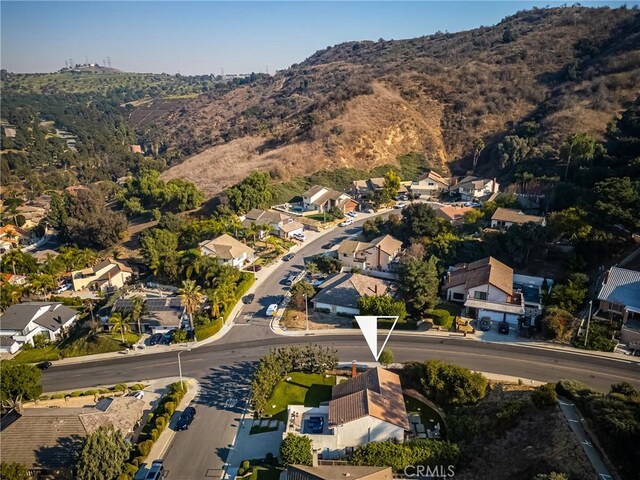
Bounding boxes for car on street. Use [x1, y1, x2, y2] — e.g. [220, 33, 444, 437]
[339, 218, 353, 227]
[394, 202, 406, 209]
[37, 361, 52, 370]
[321, 242, 334, 249]
[176, 406, 196, 431]
[251, 265, 262, 272]
[283, 253, 295, 261]
[243, 293, 255, 304]
[479, 317, 491, 331]
[292, 232, 307, 242]
[148, 333, 162, 346]
[464, 201, 481, 208]
[498, 322, 510, 334]
[306, 416, 325, 434]
[145, 460, 164, 480]
[266, 304, 278, 316]
[347, 211, 358, 218]
[55, 283, 72, 294]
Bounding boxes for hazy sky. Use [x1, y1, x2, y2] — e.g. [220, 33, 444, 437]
[1, 1, 634, 75]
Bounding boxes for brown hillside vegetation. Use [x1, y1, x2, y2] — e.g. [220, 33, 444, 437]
[152, 6, 640, 196]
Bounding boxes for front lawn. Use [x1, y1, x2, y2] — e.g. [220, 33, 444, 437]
[12, 344, 61, 363]
[264, 371, 336, 421]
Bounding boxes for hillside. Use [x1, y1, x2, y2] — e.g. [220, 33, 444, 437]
[154, 6, 640, 197]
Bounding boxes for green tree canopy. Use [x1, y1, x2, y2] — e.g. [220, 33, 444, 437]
[140, 228, 180, 282]
[358, 295, 407, 322]
[280, 433, 312, 466]
[77, 425, 129, 480]
[1, 362, 42, 411]
[398, 256, 439, 315]
[0, 462, 30, 480]
[405, 360, 487, 406]
[226, 171, 273, 214]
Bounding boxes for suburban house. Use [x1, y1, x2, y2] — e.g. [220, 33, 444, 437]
[0, 302, 78, 353]
[433, 205, 475, 226]
[513, 273, 553, 320]
[350, 177, 385, 199]
[241, 209, 304, 239]
[284, 367, 409, 459]
[112, 296, 185, 334]
[337, 235, 403, 271]
[0, 224, 27, 251]
[597, 266, 640, 351]
[302, 185, 358, 214]
[199, 233, 255, 268]
[409, 171, 449, 198]
[71, 258, 133, 292]
[490, 207, 546, 229]
[444, 257, 525, 325]
[287, 464, 392, 480]
[451, 176, 499, 202]
[312, 273, 393, 315]
[0, 396, 145, 478]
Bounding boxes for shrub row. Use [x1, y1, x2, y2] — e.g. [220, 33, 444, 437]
[120, 382, 187, 480]
[425, 309, 454, 330]
[41, 383, 145, 401]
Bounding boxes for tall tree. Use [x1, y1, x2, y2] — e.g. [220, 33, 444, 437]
[471, 137, 485, 173]
[76, 425, 129, 480]
[398, 256, 439, 315]
[140, 228, 180, 281]
[1, 363, 42, 411]
[561, 132, 596, 179]
[0, 462, 30, 480]
[129, 295, 146, 336]
[108, 312, 130, 344]
[179, 279, 204, 334]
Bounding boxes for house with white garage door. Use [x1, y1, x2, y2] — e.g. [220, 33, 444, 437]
[444, 257, 525, 325]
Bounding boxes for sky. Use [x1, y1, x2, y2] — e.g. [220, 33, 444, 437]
[1, 1, 635, 75]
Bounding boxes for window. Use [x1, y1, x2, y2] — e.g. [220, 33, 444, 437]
[474, 291, 488, 300]
[451, 292, 464, 301]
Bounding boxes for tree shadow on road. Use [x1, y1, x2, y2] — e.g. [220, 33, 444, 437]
[196, 360, 257, 414]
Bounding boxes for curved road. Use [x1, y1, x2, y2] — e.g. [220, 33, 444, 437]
[39, 211, 640, 479]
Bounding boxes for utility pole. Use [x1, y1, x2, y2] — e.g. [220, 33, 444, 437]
[584, 300, 593, 347]
[177, 350, 185, 387]
[304, 293, 309, 331]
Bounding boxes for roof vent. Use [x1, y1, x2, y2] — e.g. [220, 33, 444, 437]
[344, 474, 351, 477]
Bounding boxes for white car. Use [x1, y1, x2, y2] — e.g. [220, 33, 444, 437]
[394, 202, 406, 209]
[55, 283, 72, 294]
[266, 304, 279, 316]
[130, 391, 144, 400]
[292, 233, 307, 242]
[464, 201, 481, 208]
[347, 211, 358, 218]
[339, 218, 353, 227]
[365, 208, 375, 214]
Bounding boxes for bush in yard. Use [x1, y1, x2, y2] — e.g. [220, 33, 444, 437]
[378, 349, 394, 368]
[136, 440, 154, 458]
[241, 460, 251, 471]
[531, 383, 558, 408]
[425, 309, 453, 330]
[71, 391, 84, 397]
[351, 439, 460, 471]
[155, 416, 167, 430]
[541, 308, 575, 340]
[164, 401, 176, 416]
[150, 428, 160, 442]
[1, 462, 30, 480]
[131, 456, 145, 467]
[124, 463, 139, 478]
[494, 400, 527, 433]
[114, 383, 128, 392]
[128, 383, 145, 391]
[610, 382, 638, 398]
[404, 360, 487, 406]
[51, 393, 65, 399]
[83, 389, 99, 396]
[280, 433, 312, 466]
[358, 295, 407, 322]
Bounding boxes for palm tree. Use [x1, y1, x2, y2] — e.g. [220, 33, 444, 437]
[179, 279, 204, 335]
[109, 312, 130, 344]
[74, 248, 97, 269]
[180, 249, 202, 280]
[28, 273, 56, 299]
[130, 295, 146, 335]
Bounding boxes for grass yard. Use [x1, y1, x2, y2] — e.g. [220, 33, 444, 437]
[264, 371, 336, 421]
[12, 345, 61, 363]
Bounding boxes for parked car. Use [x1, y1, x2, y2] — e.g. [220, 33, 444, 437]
[339, 218, 353, 227]
[148, 333, 162, 346]
[498, 322, 510, 334]
[243, 294, 255, 305]
[321, 242, 334, 249]
[145, 460, 164, 480]
[160, 330, 175, 345]
[479, 318, 491, 331]
[394, 202, 406, 209]
[292, 233, 307, 242]
[464, 201, 481, 208]
[347, 211, 358, 218]
[176, 406, 196, 431]
[266, 304, 278, 316]
[55, 283, 72, 294]
[146, 282, 160, 289]
[37, 361, 52, 370]
[306, 416, 325, 434]
[365, 208, 375, 214]
[283, 253, 295, 261]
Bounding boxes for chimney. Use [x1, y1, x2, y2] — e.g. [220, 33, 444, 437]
[312, 449, 319, 468]
[352, 360, 357, 378]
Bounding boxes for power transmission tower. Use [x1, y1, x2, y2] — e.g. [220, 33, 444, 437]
[265, 65, 269, 74]
[107, 57, 112, 68]
[64, 59, 68, 68]
[85, 53, 88, 64]
[69, 58, 74, 68]
[220, 67, 224, 75]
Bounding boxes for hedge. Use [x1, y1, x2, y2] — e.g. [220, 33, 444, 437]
[194, 318, 223, 340]
[425, 309, 453, 330]
[351, 319, 417, 331]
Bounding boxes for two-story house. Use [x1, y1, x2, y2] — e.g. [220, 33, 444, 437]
[349, 178, 386, 200]
[284, 367, 409, 459]
[0, 302, 78, 353]
[491, 208, 546, 229]
[409, 171, 449, 199]
[597, 266, 640, 351]
[444, 257, 525, 325]
[241, 209, 304, 239]
[452, 176, 499, 202]
[337, 235, 403, 271]
[71, 259, 133, 292]
[199, 234, 255, 269]
[302, 186, 358, 214]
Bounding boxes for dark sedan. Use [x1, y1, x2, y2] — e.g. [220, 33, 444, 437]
[176, 406, 196, 431]
[321, 242, 334, 250]
[498, 322, 510, 335]
[37, 361, 52, 370]
[242, 294, 255, 305]
[148, 333, 162, 346]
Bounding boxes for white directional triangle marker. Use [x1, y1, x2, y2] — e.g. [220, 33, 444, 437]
[354, 316, 399, 361]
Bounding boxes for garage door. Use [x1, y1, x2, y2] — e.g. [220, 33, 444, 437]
[478, 309, 507, 324]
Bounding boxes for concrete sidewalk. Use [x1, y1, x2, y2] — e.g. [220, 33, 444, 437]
[137, 378, 200, 475]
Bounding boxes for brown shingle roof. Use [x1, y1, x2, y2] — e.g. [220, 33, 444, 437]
[367, 235, 403, 256]
[491, 207, 545, 225]
[199, 234, 255, 260]
[288, 465, 392, 480]
[445, 256, 514, 295]
[328, 367, 409, 430]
